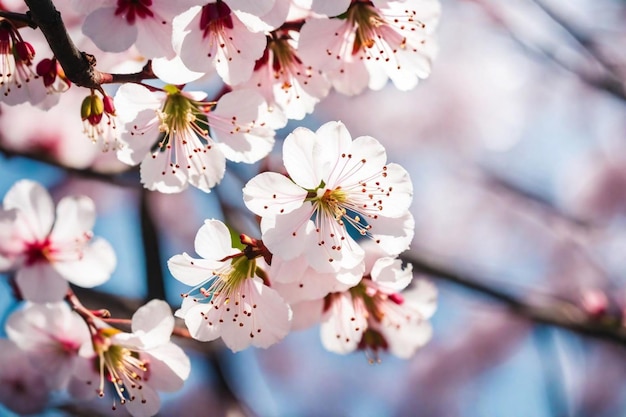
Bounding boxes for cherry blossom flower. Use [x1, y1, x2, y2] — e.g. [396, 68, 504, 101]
[293, 0, 351, 17]
[237, 29, 331, 121]
[0, 20, 48, 105]
[115, 83, 278, 193]
[168, 219, 292, 352]
[74, 299, 191, 417]
[0, 339, 50, 415]
[82, 0, 203, 59]
[0, 180, 117, 302]
[243, 121, 414, 273]
[298, 0, 441, 95]
[301, 249, 437, 361]
[5, 302, 91, 390]
[174, 3, 268, 86]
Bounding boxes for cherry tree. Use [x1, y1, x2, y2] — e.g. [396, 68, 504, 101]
[0, 0, 625, 416]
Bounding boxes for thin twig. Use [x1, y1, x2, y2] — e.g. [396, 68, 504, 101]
[0, 143, 140, 187]
[403, 251, 626, 346]
[0, 10, 37, 28]
[530, 0, 622, 78]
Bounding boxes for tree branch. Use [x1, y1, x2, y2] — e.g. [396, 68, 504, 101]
[403, 251, 626, 346]
[22, 0, 156, 88]
[0, 143, 139, 187]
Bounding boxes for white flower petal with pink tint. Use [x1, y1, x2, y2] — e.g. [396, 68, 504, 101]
[242, 172, 308, 216]
[15, 263, 69, 302]
[194, 218, 240, 261]
[294, 0, 351, 16]
[82, 7, 139, 53]
[3, 179, 54, 242]
[234, 0, 290, 33]
[271, 254, 362, 303]
[223, 0, 275, 16]
[184, 276, 292, 351]
[152, 55, 208, 85]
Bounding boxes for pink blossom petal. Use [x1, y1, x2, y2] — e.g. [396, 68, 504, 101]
[168, 253, 224, 286]
[243, 172, 307, 216]
[184, 303, 221, 342]
[140, 153, 190, 193]
[3, 180, 54, 242]
[130, 299, 175, 346]
[53, 237, 117, 288]
[216, 277, 291, 351]
[15, 262, 69, 303]
[289, 298, 324, 330]
[82, 7, 138, 53]
[283, 126, 325, 190]
[211, 90, 276, 163]
[6, 302, 90, 390]
[49, 195, 96, 243]
[194, 219, 239, 261]
[370, 257, 413, 292]
[124, 383, 161, 417]
[152, 55, 207, 85]
[142, 343, 190, 392]
[308, 0, 351, 16]
[260, 204, 315, 261]
[225, 0, 274, 16]
[369, 211, 415, 256]
[134, 19, 176, 59]
[320, 292, 366, 354]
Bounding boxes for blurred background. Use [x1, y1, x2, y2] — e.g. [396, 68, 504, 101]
[1, 0, 626, 416]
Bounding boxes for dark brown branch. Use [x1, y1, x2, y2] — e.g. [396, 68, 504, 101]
[0, 10, 37, 28]
[22, 0, 156, 88]
[140, 189, 167, 302]
[403, 251, 626, 346]
[0, 143, 139, 187]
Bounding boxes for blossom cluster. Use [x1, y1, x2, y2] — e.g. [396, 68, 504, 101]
[0, 0, 442, 415]
[0, 181, 190, 417]
[0, 0, 441, 192]
[169, 121, 437, 360]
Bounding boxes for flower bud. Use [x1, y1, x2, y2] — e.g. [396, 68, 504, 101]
[103, 95, 116, 116]
[14, 41, 35, 63]
[81, 94, 104, 125]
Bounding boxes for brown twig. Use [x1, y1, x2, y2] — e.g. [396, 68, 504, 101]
[0, 143, 140, 187]
[22, 0, 156, 88]
[403, 251, 626, 346]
